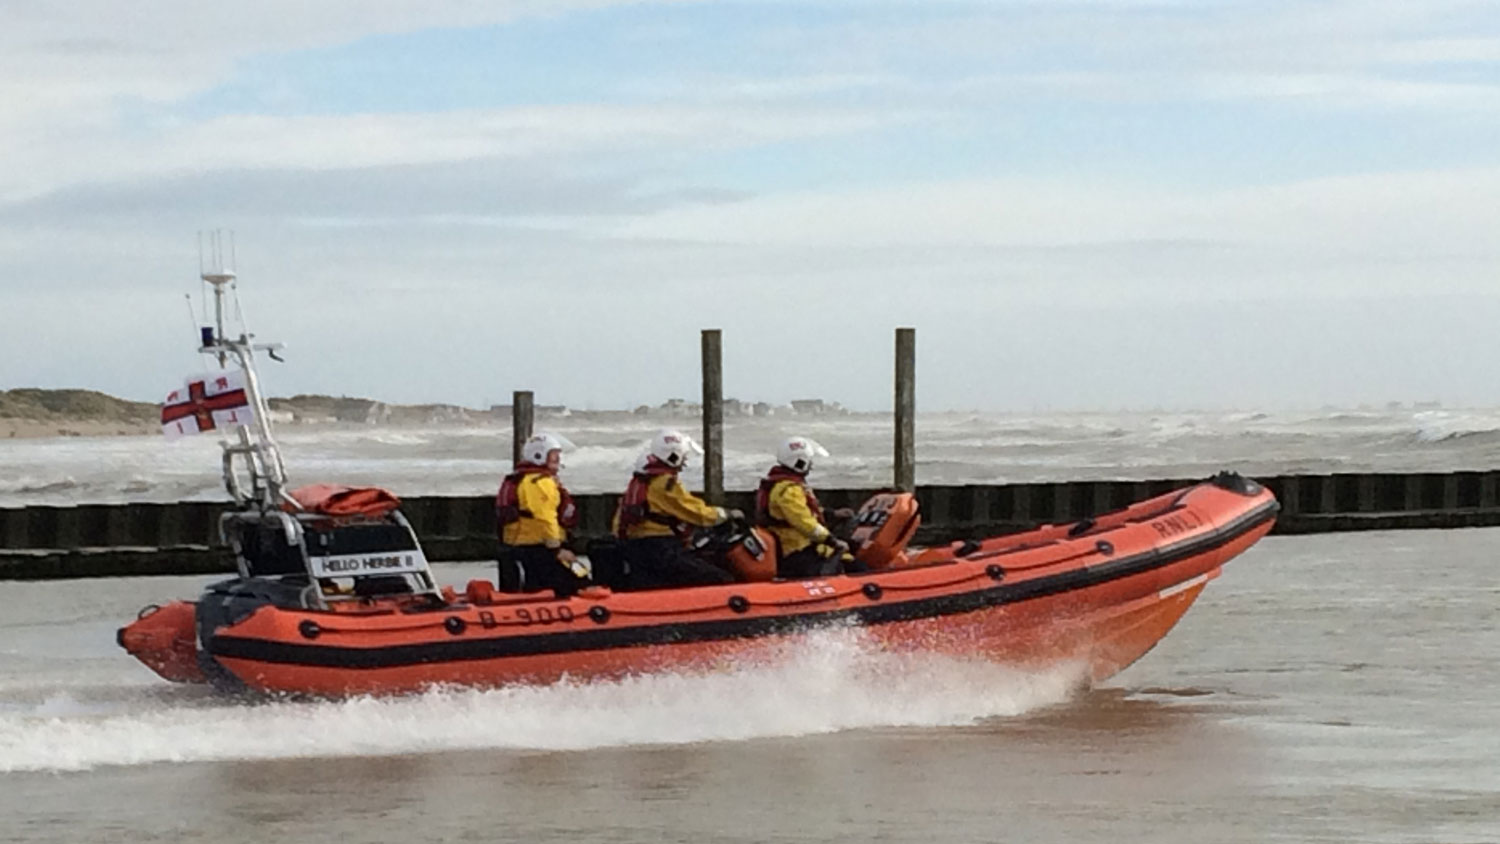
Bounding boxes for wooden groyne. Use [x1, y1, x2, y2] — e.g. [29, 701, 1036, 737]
[3, 471, 1499, 579]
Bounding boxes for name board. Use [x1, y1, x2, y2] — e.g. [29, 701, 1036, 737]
[308, 550, 428, 579]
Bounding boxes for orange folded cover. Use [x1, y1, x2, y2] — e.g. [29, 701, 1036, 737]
[285, 484, 402, 518]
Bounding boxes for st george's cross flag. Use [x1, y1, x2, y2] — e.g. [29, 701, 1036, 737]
[161, 372, 255, 439]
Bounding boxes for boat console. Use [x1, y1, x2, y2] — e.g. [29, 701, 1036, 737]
[221, 507, 438, 608]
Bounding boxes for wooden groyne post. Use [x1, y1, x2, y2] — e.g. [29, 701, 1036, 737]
[895, 327, 916, 492]
[511, 390, 533, 468]
[701, 329, 724, 504]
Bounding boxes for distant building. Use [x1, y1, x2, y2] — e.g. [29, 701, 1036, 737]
[789, 399, 849, 416]
[490, 403, 569, 418]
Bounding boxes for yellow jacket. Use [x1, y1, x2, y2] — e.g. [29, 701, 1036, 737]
[613, 472, 726, 540]
[765, 479, 830, 555]
[502, 473, 567, 547]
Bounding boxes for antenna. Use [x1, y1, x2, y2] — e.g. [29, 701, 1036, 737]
[182, 294, 199, 338]
[199, 230, 238, 368]
[231, 279, 248, 335]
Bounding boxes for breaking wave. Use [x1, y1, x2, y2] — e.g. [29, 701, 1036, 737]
[8, 408, 1500, 506]
[1412, 427, 1500, 446]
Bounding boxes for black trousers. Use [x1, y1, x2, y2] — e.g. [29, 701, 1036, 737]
[778, 545, 869, 579]
[498, 544, 588, 597]
[778, 546, 840, 579]
[622, 536, 735, 591]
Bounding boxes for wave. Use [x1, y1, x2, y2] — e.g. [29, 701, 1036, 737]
[1412, 427, 1500, 446]
[10, 409, 1500, 506]
[9, 478, 81, 495]
[363, 432, 433, 447]
[0, 628, 1084, 773]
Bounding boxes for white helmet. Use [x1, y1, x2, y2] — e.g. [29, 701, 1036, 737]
[776, 436, 829, 474]
[648, 428, 703, 470]
[521, 432, 575, 467]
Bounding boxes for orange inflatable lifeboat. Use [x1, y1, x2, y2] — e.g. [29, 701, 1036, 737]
[120, 472, 1277, 697]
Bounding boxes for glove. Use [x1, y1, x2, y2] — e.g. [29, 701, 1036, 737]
[830, 538, 851, 558]
[832, 507, 856, 521]
[556, 547, 589, 579]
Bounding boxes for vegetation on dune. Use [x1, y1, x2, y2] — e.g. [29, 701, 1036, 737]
[0, 389, 488, 425]
[0, 389, 158, 422]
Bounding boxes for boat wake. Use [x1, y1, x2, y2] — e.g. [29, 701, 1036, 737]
[0, 628, 1085, 773]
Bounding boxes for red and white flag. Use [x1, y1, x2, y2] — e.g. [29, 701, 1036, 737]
[161, 372, 255, 439]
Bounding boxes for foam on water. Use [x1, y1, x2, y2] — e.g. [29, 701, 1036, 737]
[9, 408, 1500, 505]
[0, 628, 1083, 773]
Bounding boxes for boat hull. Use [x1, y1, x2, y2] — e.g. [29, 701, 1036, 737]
[124, 476, 1278, 696]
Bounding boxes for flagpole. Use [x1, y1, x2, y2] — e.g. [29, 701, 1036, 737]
[197, 231, 294, 511]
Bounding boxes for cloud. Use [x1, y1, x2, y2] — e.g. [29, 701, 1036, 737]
[2, 1, 1499, 409]
[748, 0, 1500, 111]
[0, 1, 712, 199]
[0, 163, 717, 228]
[608, 167, 1500, 262]
[4, 1, 1496, 204]
[0, 2, 643, 125]
[0, 102, 901, 204]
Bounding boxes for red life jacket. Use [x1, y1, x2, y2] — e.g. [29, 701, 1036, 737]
[755, 465, 823, 528]
[496, 466, 578, 536]
[615, 459, 682, 539]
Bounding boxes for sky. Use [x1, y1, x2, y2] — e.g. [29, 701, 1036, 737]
[1, 0, 1497, 412]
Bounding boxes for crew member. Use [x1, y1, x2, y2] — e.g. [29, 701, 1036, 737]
[756, 436, 863, 578]
[612, 429, 740, 590]
[495, 433, 588, 596]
